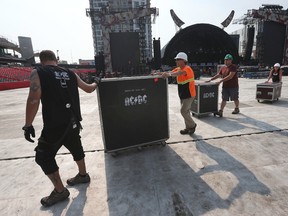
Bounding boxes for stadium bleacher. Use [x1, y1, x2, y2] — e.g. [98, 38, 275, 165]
[0, 66, 32, 90]
[0, 67, 32, 82]
[0, 66, 96, 91]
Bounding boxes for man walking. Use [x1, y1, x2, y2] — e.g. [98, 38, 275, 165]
[22, 50, 98, 207]
[154, 52, 197, 135]
[207, 54, 239, 117]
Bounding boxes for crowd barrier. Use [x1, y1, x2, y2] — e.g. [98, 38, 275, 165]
[242, 71, 269, 79]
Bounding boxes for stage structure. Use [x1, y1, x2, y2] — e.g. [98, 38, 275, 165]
[86, 6, 158, 75]
[233, 4, 288, 66]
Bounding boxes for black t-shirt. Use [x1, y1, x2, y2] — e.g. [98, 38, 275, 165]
[272, 69, 280, 82]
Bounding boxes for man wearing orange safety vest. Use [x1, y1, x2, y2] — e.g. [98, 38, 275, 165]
[155, 52, 197, 135]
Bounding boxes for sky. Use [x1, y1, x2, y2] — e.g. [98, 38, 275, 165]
[1, 0, 287, 64]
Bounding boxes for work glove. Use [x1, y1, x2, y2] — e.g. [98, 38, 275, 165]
[22, 125, 35, 143]
[94, 76, 101, 85]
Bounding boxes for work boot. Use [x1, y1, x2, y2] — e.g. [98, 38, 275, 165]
[180, 129, 189, 135]
[215, 110, 223, 117]
[67, 173, 91, 186]
[40, 187, 70, 207]
[180, 124, 197, 135]
[232, 108, 240, 114]
[189, 123, 197, 135]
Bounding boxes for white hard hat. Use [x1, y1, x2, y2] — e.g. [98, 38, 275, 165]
[174, 52, 188, 62]
[274, 63, 280, 67]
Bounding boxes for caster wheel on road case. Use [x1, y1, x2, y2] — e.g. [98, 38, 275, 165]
[137, 146, 143, 151]
[111, 152, 119, 157]
[161, 141, 167, 147]
[257, 100, 260, 103]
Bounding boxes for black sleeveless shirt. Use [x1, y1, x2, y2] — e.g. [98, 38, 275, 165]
[272, 69, 280, 83]
[37, 65, 82, 129]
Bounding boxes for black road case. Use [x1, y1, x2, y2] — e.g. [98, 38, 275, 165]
[191, 82, 219, 117]
[97, 76, 169, 153]
[256, 82, 282, 102]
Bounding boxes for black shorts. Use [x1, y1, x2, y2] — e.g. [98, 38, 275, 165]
[35, 124, 85, 175]
[222, 87, 239, 101]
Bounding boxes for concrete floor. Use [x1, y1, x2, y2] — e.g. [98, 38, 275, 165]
[0, 76, 288, 216]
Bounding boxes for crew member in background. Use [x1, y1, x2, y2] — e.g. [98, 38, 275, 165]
[207, 54, 239, 117]
[152, 52, 197, 135]
[266, 63, 283, 83]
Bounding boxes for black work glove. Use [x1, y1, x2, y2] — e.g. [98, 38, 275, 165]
[94, 76, 101, 85]
[22, 125, 35, 143]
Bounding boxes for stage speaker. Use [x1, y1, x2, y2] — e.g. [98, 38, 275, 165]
[110, 32, 140, 72]
[244, 26, 255, 62]
[153, 39, 161, 69]
[262, 21, 286, 65]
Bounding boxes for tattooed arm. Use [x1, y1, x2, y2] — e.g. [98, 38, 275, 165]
[75, 73, 97, 93]
[24, 69, 41, 127]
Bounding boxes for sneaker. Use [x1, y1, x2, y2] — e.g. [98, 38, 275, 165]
[67, 173, 91, 186]
[214, 110, 223, 117]
[40, 187, 70, 207]
[232, 108, 240, 114]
